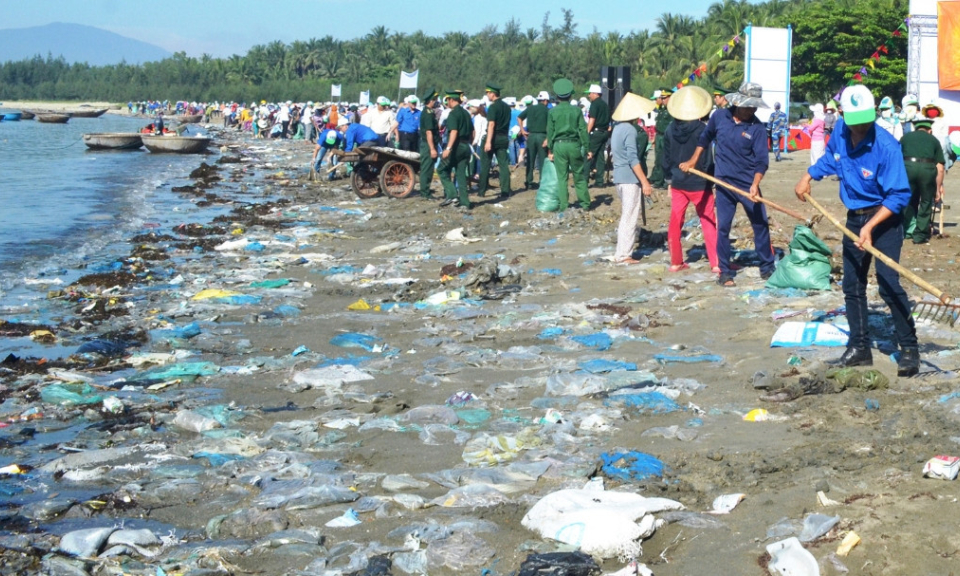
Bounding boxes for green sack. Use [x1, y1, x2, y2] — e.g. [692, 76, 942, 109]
[536, 159, 560, 212]
[765, 225, 833, 291]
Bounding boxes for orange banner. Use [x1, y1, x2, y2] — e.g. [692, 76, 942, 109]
[939, 2, 960, 90]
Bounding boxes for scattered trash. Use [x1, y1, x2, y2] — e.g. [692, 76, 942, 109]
[521, 485, 682, 558]
[517, 551, 600, 576]
[709, 493, 745, 514]
[743, 409, 771, 422]
[771, 322, 849, 348]
[765, 225, 833, 291]
[817, 491, 841, 507]
[600, 451, 665, 482]
[923, 455, 960, 480]
[798, 513, 840, 542]
[836, 531, 861, 557]
[325, 508, 362, 527]
[766, 537, 819, 576]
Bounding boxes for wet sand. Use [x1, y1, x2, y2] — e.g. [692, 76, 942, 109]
[2, 128, 960, 576]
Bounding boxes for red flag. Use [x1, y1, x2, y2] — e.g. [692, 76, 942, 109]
[893, 29, 902, 37]
[853, 72, 862, 81]
[872, 51, 880, 60]
[880, 45, 888, 54]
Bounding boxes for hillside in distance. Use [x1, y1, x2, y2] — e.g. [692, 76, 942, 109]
[0, 22, 171, 65]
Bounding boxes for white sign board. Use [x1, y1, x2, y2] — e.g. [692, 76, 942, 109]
[743, 26, 792, 125]
[908, 0, 960, 130]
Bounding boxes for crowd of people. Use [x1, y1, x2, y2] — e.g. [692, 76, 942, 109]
[129, 78, 955, 378]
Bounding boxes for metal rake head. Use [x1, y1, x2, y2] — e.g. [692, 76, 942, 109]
[913, 301, 960, 327]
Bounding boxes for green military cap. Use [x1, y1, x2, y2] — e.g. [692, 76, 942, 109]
[420, 87, 438, 102]
[444, 89, 464, 100]
[660, 88, 674, 96]
[553, 78, 574, 98]
[484, 83, 502, 95]
[711, 87, 727, 96]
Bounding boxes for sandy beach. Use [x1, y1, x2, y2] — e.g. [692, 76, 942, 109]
[2, 124, 960, 576]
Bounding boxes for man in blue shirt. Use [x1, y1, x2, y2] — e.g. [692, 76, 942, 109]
[680, 82, 775, 286]
[313, 127, 344, 179]
[394, 96, 422, 152]
[794, 84, 919, 377]
[338, 119, 379, 152]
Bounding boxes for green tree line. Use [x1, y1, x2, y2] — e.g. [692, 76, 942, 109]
[0, 0, 907, 105]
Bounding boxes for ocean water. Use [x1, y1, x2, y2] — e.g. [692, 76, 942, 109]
[0, 111, 219, 353]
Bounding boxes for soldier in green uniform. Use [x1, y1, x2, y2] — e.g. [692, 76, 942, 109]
[478, 82, 513, 198]
[437, 90, 473, 209]
[649, 88, 673, 189]
[547, 78, 590, 211]
[519, 91, 550, 190]
[900, 106, 946, 244]
[585, 84, 611, 187]
[418, 88, 440, 199]
[711, 87, 729, 109]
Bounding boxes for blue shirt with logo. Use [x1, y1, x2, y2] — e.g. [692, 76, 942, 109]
[396, 107, 421, 134]
[343, 124, 379, 152]
[807, 119, 911, 214]
[697, 108, 769, 190]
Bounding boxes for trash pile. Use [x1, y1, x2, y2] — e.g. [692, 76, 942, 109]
[1, 128, 959, 575]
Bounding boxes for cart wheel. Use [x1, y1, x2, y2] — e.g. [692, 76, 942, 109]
[351, 163, 381, 199]
[379, 160, 417, 199]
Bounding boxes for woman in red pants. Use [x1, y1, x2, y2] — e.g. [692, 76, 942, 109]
[661, 86, 719, 273]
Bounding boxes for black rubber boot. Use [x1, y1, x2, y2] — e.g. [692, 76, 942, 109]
[829, 346, 873, 367]
[897, 347, 920, 377]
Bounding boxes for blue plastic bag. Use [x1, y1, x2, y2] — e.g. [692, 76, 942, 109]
[600, 451, 665, 482]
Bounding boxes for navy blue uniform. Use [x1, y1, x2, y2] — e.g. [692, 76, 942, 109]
[808, 119, 917, 351]
[697, 108, 774, 277]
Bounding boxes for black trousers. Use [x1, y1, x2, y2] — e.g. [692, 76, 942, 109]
[399, 132, 419, 152]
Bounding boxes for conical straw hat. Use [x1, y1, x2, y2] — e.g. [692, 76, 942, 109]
[667, 86, 713, 121]
[612, 93, 656, 122]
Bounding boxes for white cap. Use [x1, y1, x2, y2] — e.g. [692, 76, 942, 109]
[588, 84, 602, 94]
[537, 91, 550, 101]
[337, 116, 349, 127]
[652, 90, 663, 99]
[466, 99, 482, 108]
[376, 96, 390, 106]
[840, 85, 876, 125]
[502, 96, 517, 107]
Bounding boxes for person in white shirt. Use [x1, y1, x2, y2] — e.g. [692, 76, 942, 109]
[277, 101, 292, 139]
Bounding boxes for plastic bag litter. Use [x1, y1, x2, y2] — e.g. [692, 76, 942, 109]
[709, 493, 745, 514]
[521, 486, 683, 559]
[517, 551, 600, 576]
[462, 429, 541, 466]
[256, 484, 360, 511]
[426, 532, 495, 571]
[571, 332, 613, 351]
[394, 550, 429, 574]
[604, 560, 654, 576]
[289, 364, 375, 392]
[433, 484, 511, 508]
[419, 424, 471, 445]
[605, 391, 681, 414]
[766, 537, 820, 576]
[766, 225, 833, 291]
[59, 527, 115, 558]
[326, 508, 362, 527]
[398, 405, 459, 425]
[191, 288, 241, 300]
[640, 425, 698, 441]
[41, 383, 103, 407]
[141, 361, 219, 380]
[536, 159, 560, 212]
[600, 451, 665, 482]
[578, 359, 637, 373]
[799, 513, 840, 542]
[382, 474, 431, 492]
[445, 227, 482, 244]
[330, 332, 383, 352]
[172, 410, 222, 433]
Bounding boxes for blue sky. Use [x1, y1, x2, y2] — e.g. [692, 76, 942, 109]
[10, 0, 727, 58]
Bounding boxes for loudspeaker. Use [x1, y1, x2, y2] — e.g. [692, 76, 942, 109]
[600, 66, 631, 112]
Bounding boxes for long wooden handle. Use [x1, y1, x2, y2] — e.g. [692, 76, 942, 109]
[803, 193, 950, 304]
[687, 168, 810, 222]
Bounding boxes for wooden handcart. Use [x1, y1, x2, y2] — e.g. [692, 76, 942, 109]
[334, 146, 421, 200]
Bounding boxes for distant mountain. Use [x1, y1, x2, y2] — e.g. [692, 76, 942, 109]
[0, 22, 171, 65]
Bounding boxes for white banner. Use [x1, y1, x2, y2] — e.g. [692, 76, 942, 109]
[359, 91, 370, 105]
[744, 26, 792, 125]
[331, 84, 342, 98]
[399, 70, 419, 89]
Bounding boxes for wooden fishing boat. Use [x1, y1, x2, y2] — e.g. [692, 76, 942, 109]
[20, 111, 35, 120]
[141, 134, 211, 154]
[37, 113, 71, 124]
[2, 112, 21, 121]
[82, 132, 144, 150]
[176, 114, 203, 124]
[68, 107, 109, 118]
